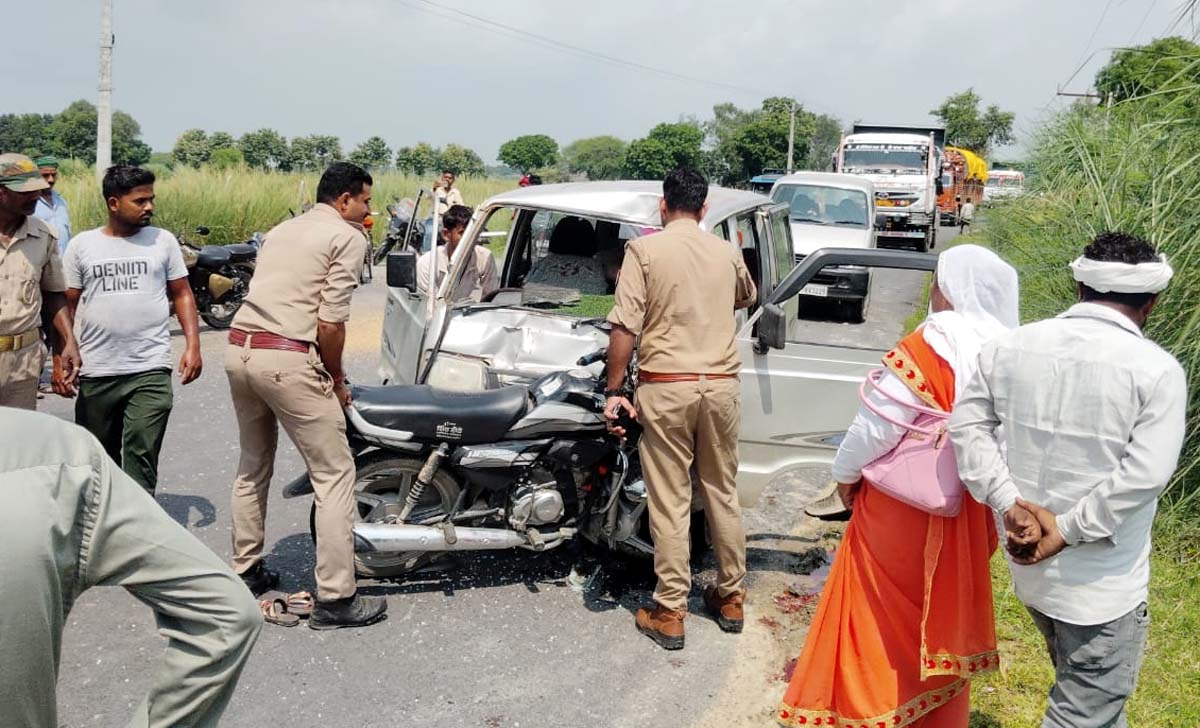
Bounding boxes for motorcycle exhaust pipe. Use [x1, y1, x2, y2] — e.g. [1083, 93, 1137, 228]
[353, 523, 528, 553]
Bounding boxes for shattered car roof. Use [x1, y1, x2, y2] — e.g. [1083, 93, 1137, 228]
[480, 181, 772, 230]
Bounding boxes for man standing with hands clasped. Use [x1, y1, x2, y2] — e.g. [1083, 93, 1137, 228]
[951, 231, 1186, 727]
[64, 166, 202, 496]
[225, 161, 387, 630]
[604, 167, 757, 650]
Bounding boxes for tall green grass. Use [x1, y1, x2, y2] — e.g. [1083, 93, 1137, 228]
[55, 166, 516, 244]
[984, 54, 1200, 512]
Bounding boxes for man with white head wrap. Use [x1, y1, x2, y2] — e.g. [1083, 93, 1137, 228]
[950, 231, 1186, 728]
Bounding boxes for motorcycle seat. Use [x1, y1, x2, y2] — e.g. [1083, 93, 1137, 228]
[223, 243, 258, 263]
[196, 245, 231, 268]
[351, 384, 530, 445]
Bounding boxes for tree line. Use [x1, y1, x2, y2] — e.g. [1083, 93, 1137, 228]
[2, 90, 1029, 183]
[0, 100, 152, 166]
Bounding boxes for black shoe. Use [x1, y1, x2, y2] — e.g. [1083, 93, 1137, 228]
[239, 562, 280, 597]
[308, 594, 389, 631]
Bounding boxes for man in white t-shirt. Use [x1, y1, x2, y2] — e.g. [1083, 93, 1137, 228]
[432, 169, 466, 216]
[417, 204, 499, 303]
[63, 166, 203, 495]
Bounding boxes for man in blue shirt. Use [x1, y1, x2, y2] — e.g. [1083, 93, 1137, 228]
[33, 155, 70, 253]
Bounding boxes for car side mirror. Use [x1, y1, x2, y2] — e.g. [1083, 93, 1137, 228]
[195, 226, 210, 236]
[935, 179, 945, 196]
[875, 213, 886, 228]
[386, 250, 418, 292]
[755, 302, 787, 353]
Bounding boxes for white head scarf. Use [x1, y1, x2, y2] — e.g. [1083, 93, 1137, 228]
[922, 244, 1020, 400]
[1069, 253, 1173, 293]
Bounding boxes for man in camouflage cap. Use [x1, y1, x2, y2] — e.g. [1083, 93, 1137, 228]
[0, 153, 80, 408]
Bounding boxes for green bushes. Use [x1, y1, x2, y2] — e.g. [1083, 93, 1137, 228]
[985, 49, 1200, 511]
[56, 167, 515, 243]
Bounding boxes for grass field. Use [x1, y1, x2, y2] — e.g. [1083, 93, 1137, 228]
[55, 166, 516, 244]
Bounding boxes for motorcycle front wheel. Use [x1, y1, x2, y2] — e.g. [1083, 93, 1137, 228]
[309, 451, 462, 579]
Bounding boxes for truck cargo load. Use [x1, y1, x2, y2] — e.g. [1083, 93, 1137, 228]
[938, 146, 988, 225]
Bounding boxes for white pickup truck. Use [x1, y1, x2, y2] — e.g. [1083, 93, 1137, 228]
[376, 181, 938, 507]
[769, 172, 876, 322]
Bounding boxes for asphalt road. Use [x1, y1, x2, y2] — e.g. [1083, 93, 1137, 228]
[44, 229, 951, 727]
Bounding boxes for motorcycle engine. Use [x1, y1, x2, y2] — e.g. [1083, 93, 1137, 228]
[508, 471, 564, 530]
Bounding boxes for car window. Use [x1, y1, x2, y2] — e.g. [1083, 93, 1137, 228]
[771, 184, 870, 228]
[784, 259, 934, 352]
[767, 209, 793, 291]
[711, 219, 730, 242]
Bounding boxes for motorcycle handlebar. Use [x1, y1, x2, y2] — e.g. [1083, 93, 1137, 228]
[576, 348, 608, 367]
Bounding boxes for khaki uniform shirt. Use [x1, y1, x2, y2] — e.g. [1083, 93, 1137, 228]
[0, 215, 64, 336]
[434, 186, 466, 215]
[417, 244, 500, 303]
[233, 203, 367, 342]
[608, 218, 756, 376]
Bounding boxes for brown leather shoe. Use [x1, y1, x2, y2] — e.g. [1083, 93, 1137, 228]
[703, 585, 745, 633]
[635, 604, 686, 650]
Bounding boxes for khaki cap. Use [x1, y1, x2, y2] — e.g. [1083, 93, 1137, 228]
[0, 153, 51, 192]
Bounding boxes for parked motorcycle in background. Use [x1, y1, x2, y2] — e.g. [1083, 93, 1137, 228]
[177, 226, 259, 329]
[374, 192, 427, 265]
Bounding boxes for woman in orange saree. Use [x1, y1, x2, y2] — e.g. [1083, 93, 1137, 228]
[777, 245, 1020, 728]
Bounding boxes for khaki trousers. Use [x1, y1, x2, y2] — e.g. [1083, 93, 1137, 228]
[224, 343, 357, 601]
[636, 376, 746, 612]
[0, 343, 44, 409]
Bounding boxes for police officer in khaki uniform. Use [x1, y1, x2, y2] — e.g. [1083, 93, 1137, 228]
[225, 162, 387, 630]
[604, 167, 757, 650]
[0, 153, 79, 408]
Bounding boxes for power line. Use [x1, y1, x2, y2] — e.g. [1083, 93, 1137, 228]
[407, 0, 772, 98]
[1059, 0, 1117, 91]
[397, 0, 848, 117]
[1127, 0, 1159, 44]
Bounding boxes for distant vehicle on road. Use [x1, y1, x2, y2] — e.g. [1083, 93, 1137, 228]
[984, 169, 1025, 204]
[749, 168, 786, 194]
[835, 123, 944, 252]
[937, 146, 987, 226]
[769, 172, 876, 322]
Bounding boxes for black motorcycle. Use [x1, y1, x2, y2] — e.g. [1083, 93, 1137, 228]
[284, 350, 707, 578]
[179, 226, 259, 329]
[373, 193, 426, 265]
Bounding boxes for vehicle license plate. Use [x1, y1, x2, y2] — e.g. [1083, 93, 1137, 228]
[800, 283, 829, 297]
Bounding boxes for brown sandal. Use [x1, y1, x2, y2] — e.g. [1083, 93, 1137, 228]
[286, 591, 314, 618]
[259, 593, 300, 627]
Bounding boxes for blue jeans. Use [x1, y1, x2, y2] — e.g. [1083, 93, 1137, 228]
[1027, 602, 1150, 728]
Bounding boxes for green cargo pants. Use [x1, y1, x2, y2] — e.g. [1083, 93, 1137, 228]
[76, 368, 174, 495]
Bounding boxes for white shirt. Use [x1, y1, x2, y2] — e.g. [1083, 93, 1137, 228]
[959, 202, 975, 221]
[433, 186, 465, 216]
[950, 303, 1187, 625]
[417, 244, 499, 304]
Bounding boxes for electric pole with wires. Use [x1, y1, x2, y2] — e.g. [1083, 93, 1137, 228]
[96, 0, 114, 182]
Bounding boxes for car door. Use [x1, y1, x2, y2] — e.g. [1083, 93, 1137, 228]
[734, 248, 938, 506]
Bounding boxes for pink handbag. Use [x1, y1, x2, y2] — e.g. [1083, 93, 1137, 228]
[857, 368, 964, 517]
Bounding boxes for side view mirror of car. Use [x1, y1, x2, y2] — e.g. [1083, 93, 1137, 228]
[755, 303, 787, 353]
[195, 226, 210, 236]
[875, 213, 887, 228]
[386, 250, 418, 292]
[935, 179, 945, 196]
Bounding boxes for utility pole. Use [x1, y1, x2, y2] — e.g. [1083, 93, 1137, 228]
[786, 101, 796, 173]
[96, 0, 114, 182]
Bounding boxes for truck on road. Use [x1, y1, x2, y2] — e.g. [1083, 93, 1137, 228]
[937, 145, 988, 225]
[835, 123, 943, 252]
